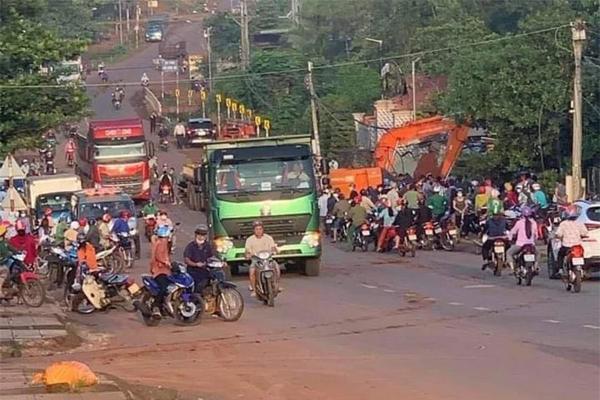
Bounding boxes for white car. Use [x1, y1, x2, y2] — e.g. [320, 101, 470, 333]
[547, 200, 600, 278]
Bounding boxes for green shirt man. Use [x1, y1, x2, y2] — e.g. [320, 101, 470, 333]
[426, 193, 448, 219]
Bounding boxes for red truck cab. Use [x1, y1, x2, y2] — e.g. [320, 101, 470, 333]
[75, 118, 155, 200]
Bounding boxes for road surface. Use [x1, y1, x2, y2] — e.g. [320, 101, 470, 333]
[12, 6, 600, 400]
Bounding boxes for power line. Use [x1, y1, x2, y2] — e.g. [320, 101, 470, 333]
[0, 23, 570, 89]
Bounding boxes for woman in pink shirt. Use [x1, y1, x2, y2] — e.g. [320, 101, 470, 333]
[507, 206, 538, 269]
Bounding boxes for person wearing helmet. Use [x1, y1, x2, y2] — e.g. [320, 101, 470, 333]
[98, 214, 112, 249]
[9, 220, 37, 266]
[553, 207, 588, 278]
[426, 185, 448, 221]
[452, 189, 470, 234]
[531, 183, 549, 211]
[184, 224, 215, 292]
[481, 210, 508, 270]
[52, 214, 70, 246]
[156, 210, 173, 229]
[142, 199, 158, 217]
[76, 232, 98, 271]
[64, 221, 80, 249]
[0, 225, 18, 299]
[112, 210, 130, 236]
[150, 224, 173, 315]
[78, 217, 89, 235]
[21, 159, 30, 176]
[486, 189, 504, 218]
[507, 206, 539, 270]
[245, 220, 279, 296]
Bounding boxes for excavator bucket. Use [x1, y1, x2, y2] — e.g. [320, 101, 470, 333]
[373, 116, 470, 179]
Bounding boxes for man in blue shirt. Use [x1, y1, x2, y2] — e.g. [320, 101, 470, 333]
[183, 224, 215, 292]
[531, 183, 549, 210]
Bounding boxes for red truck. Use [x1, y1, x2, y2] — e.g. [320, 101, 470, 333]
[75, 118, 155, 200]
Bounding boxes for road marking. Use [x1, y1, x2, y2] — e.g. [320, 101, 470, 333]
[583, 325, 600, 330]
[361, 284, 378, 289]
[473, 307, 492, 311]
[383, 289, 396, 293]
[463, 284, 496, 289]
[448, 302, 463, 306]
[542, 320, 561, 324]
[424, 297, 437, 302]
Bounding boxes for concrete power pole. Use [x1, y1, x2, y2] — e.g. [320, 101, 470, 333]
[290, 0, 300, 25]
[204, 27, 213, 92]
[571, 19, 587, 200]
[306, 61, 321, 159]
[118, 0, 124, 45]
[240, 0, 250, 70]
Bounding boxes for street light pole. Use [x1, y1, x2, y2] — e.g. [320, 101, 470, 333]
[365, 38, 384, 98]
[571, 19, 586, 201]
[411, 58, 421, 121]
[204, 27, 213, 92]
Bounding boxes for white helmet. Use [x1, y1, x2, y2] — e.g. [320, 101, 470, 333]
[491, 189, 500, 198]
[433, 185, 441, 193]
[532, 183, 541, 191]
[70, 221, 80, 230]
[470, 180, 479, 187]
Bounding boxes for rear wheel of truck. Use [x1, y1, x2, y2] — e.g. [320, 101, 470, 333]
[303, 258, 321, 276]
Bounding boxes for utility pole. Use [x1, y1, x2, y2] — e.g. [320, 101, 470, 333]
[204, 27, 213, 92]
[135, 3, 140, 48]
[571, 19, 586, 200]
[411, 58, 421, 121]
[118, 0, 123, 45]
[306, 61, 321, 159]
[239, 0, 250, 70]
[290, 0, 300, 25]
[126, 5, 131, 41]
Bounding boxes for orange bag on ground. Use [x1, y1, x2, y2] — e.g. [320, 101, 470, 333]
[32, 361, 98, 388]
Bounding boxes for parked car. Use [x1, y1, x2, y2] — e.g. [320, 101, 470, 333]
[186, 117, 215, 146]
[547, 200, 600, 278]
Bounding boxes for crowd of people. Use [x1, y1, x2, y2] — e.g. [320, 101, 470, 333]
[318, 172, 588, 274]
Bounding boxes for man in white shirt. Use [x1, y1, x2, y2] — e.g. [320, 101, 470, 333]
[173, 121, 187, 149]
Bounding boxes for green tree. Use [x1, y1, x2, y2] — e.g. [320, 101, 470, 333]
[0, 4, 89, 155]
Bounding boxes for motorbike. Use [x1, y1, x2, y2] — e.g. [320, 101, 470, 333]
[111, 232, 134, 272]
[66, 152, 75, 167]
[336, 216, 351, 242]
[144, 215, 157, 242]
[397, 226, 417, 257]
[420, 221, 435, 250]
[159, 184, 173, 204]
[199, 258, 244, 321]
[1, 253, 45, 307]
[352, 222, 372, 252]
[64, 262, 140, 314]
[561, 245, 585, 293]
[515, 244, 537, 286]
[324, 214, 334, 237]
[436, 218, 457, 251]
[484, 235, 508, 276]
[135, 262, 204, 326]
[252, 251, 279, 307]
[112, 97, 121, 110]
[45, 158, 56, 175]
[159, 138, 169, 152]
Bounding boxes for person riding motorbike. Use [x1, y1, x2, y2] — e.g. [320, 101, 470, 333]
[531, 183, 549, 216]
[331, 193, 350, 243]
[245, 220, 280, 296]
[348, 198, 368, 245]
[481, 211, 508, 270]
[507, 206, 538, 270]
[376, 198, 397, 252]
[553, 207, 588, 278]
[516, 184, 531, 206]
[159, 171, 175, 203]
[52, 213, 69, 245]
[486, 189, 504, 218]
[65, 138, 76, 163]
[141, 72, 150, 86]
[112, 210, 130, 238]
[183, 224, 215, 292]
[64, 221, 80, 249]
[0, 225, 18, 299]
[97, 62, 105, 76]
[98, 213, 112, 249]
[76, 233, 98, 272]
[415, 198, 433, 238]
[85, 218, 101, 251]
[149, 225, 172, 316]
[8, 220, 37, 267]
[142, 199, 158, 217]
[392, 199, 415, 249]
[427, 185, 448, 221]
[503, 182, 518, 209]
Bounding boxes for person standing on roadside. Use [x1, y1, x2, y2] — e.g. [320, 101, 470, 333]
[318, 189, 330, 227]
[173, 120, 187, 149]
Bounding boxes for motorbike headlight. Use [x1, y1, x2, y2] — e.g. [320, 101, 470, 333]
[129, 228, 138, 236]
[214, 237, 234, 254]
[301, 232, 320, 248]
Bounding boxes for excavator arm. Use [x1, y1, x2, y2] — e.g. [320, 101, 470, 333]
[373, 116, 470, 178]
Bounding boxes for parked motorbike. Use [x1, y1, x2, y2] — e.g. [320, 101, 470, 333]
[252, 251, 279, 307]
[135, 262, 204, 326]
[515, 244, 537, 286]
[199, 258, 244, 321]
[64, 262, 139, 314]
[561, 245, 585, 293]
[437, 218, 457, 251]
[1, 253, 45, 307]
[352, 222, 372, 252]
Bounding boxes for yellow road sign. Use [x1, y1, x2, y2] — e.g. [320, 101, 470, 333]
[175, 88, 180, 97]
[263, 119, 271, 130]
[239, 104, 245, 114]
[216, 94, 222, 103]
[231, 102, 238, 112]
[225, 98, 231, 108]
[247, 109, 253, 118]
[200, 90, 207, 100]
[187, 90, 193, 98]
[254, 116, 262, 126]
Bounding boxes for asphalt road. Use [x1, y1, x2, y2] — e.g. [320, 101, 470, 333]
[17, 7, 600, 400]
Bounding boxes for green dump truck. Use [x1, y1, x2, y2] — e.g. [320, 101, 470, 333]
[195, 135, 321, 276]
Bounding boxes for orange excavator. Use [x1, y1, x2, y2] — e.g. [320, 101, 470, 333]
[219, 119, 257, 140]
[328, 116, 469, 194]
[374, 115, 470, 179]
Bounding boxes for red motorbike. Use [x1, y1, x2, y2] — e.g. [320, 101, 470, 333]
[159, 184, 173, 204]
[1, 253, 45, 307]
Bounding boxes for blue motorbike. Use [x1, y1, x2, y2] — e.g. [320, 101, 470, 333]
[135, 262, 203, 326]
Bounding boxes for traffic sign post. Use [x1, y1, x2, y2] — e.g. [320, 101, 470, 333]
[255, 116, 262, 137]
[263, 119, 271, 137]
[200, 90, 207, 118]
[216, 94, 222, 137]
[239, 104, 246, 120]
[175, 88, 180, 116]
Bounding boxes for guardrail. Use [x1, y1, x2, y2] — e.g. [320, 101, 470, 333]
[144, 87, 162, 116]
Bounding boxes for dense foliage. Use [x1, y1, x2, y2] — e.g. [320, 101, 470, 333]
[207, 0, 599, 178]
[0, 1, 91, 154]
